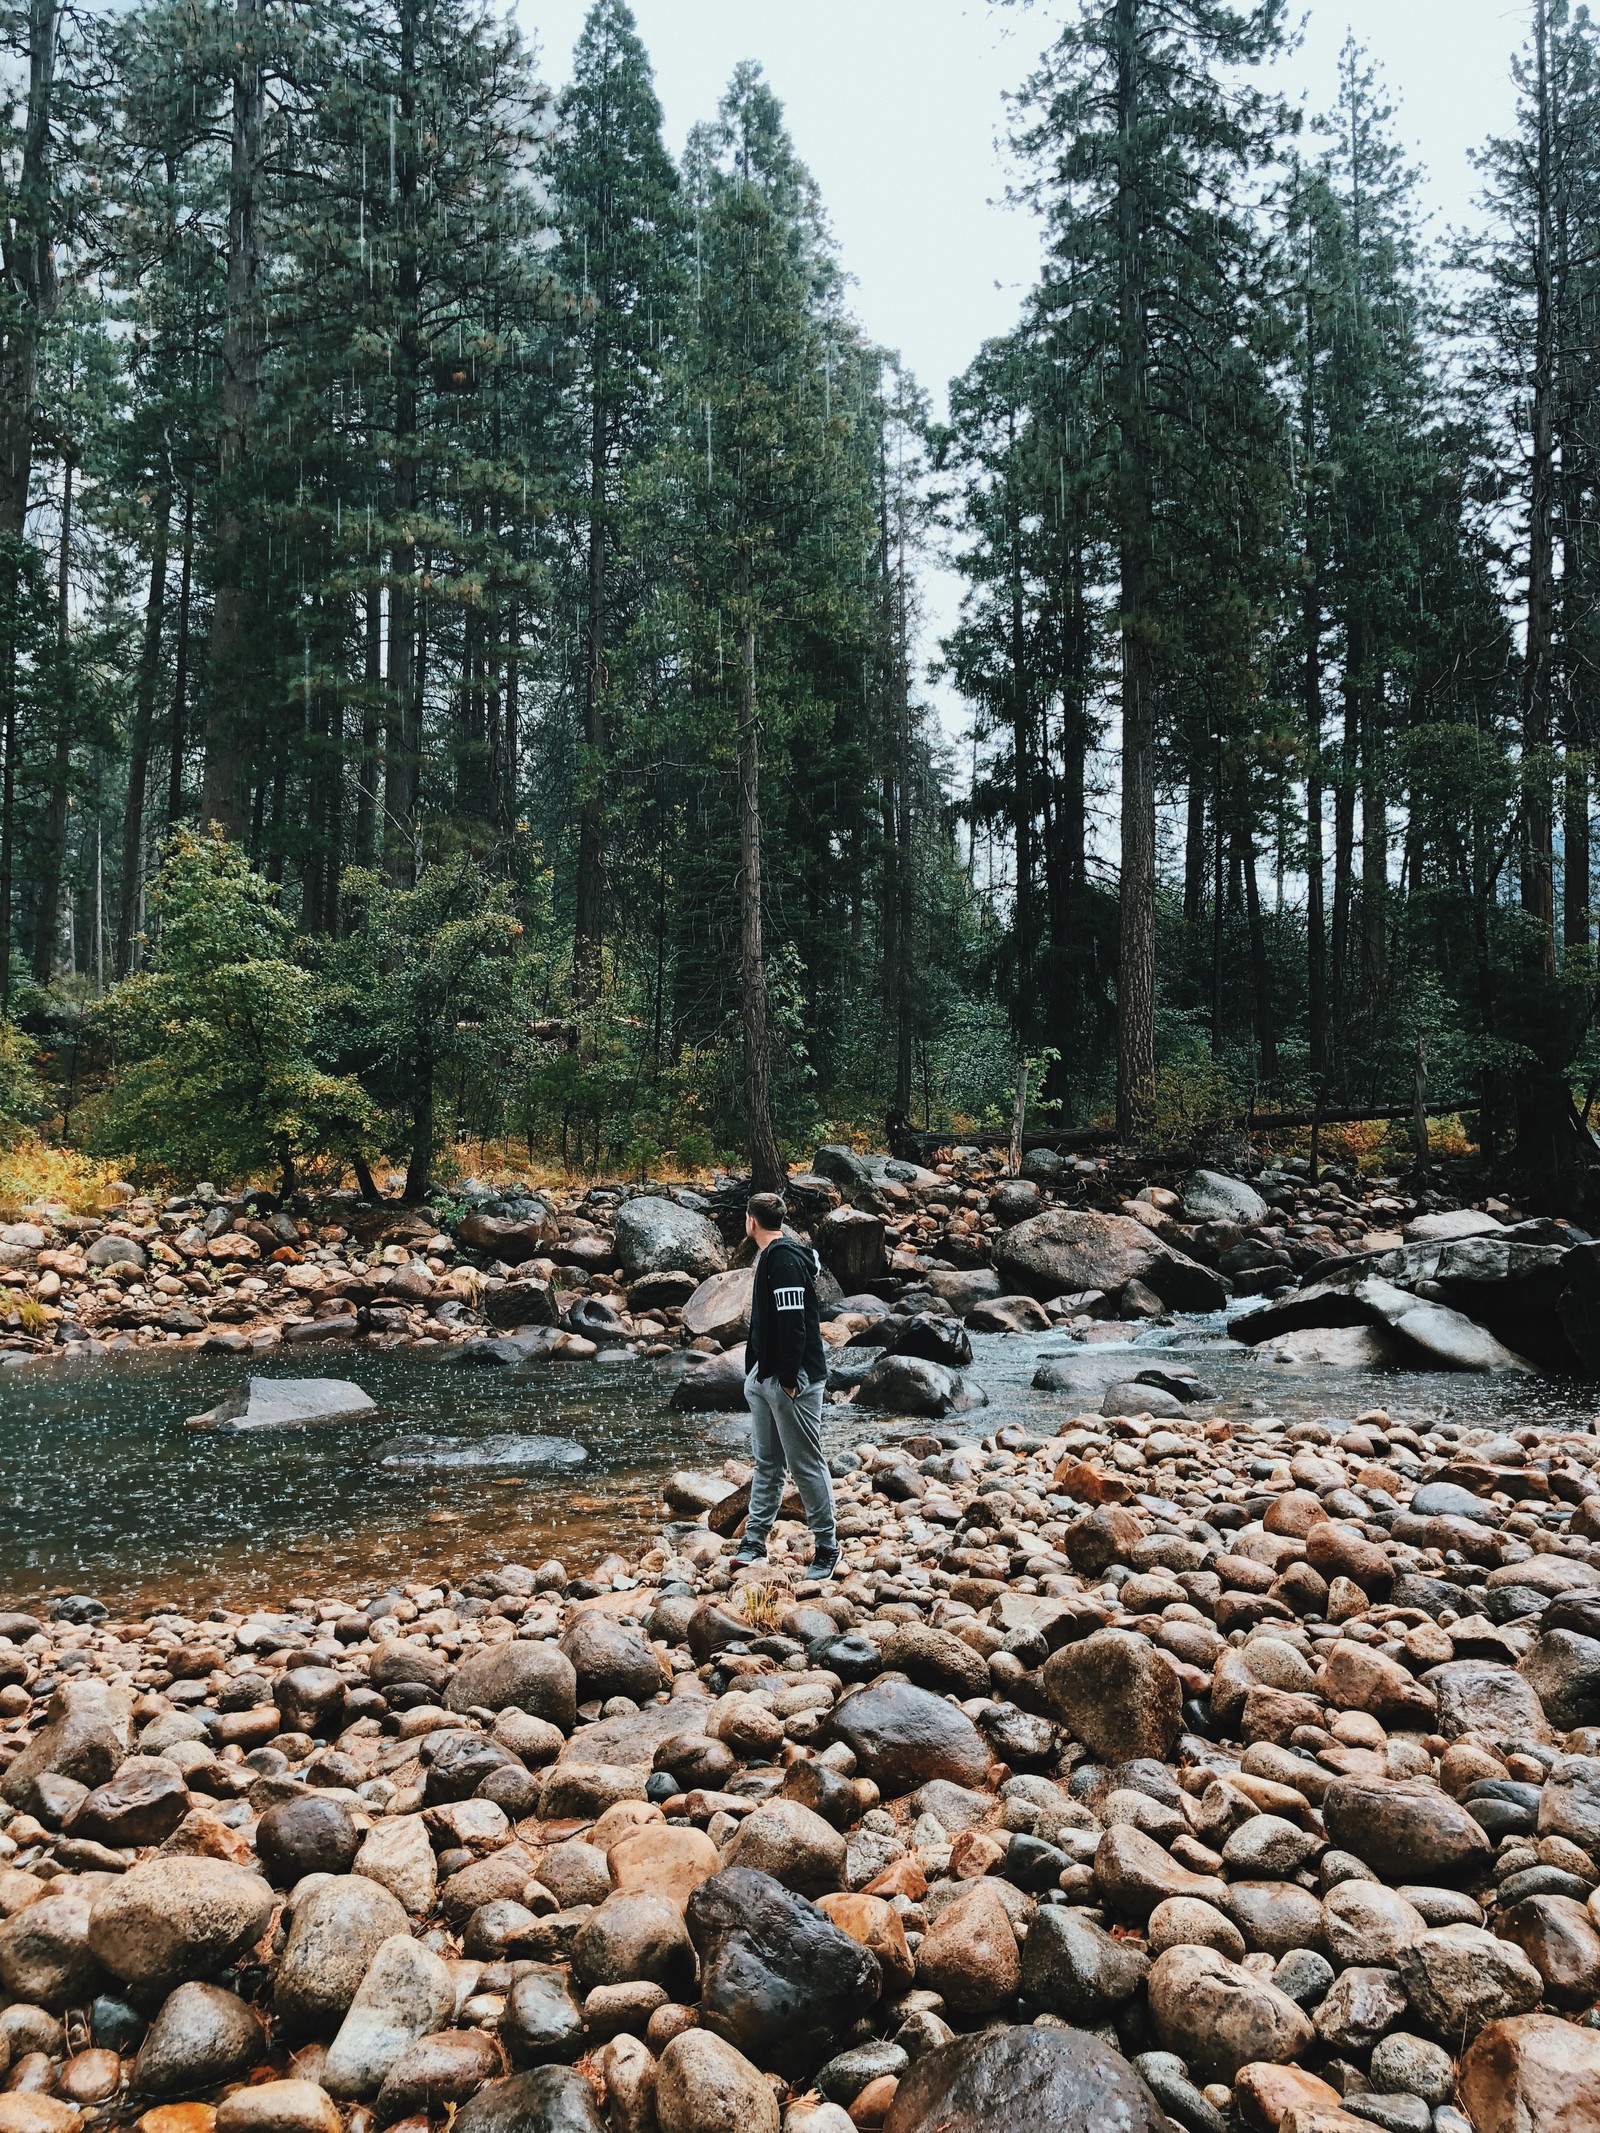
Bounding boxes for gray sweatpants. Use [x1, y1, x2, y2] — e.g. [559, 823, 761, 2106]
[743, 1366, 836, 1553]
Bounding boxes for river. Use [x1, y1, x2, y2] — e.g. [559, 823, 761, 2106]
[2, 1314, 1596, 1613]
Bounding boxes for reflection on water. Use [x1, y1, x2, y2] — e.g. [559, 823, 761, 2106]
[1, 1311, 1596, 1613]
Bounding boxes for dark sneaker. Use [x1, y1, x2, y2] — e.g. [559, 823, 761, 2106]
[732, 1541, 767, 1568]
[809, 1545, 840, 1581]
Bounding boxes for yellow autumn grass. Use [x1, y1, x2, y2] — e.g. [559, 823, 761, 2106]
[0, 1133, 123, 1220]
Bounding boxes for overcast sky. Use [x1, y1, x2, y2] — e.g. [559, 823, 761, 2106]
[519, 0, 1534, 728]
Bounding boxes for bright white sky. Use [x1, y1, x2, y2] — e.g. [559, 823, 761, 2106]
[521, 0, 1533, 731]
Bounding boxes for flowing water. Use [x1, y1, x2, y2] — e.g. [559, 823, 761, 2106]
[2, 1314, 1597, 1614]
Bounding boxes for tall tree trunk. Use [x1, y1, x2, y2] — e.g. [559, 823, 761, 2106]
[574, 372, 608, 999]
[116, 485, 171, 974]
[0, 0, 62, 1008]
[1238, 823, 1279, 1087]
[355, 586, 380, 865]
[0, 0, 60, 538]
[1183, 774, 1206, 929]
[166, 482, 195, 823]
[1522, 0, 1558, 973]
[386, 0, 421, 881]
[1331, 606, 1361, 1034]
[1113, 0, 1156, 1140]
[1361, 679, 1389, 1014]
[33, 456, 73, 984]
[201, 0, 264, 835]
[404, 1050, 434, 1200]
[738, 583, 784, 1194]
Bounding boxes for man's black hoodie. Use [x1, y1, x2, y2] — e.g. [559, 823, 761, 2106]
[745, 1235, 826, 1388]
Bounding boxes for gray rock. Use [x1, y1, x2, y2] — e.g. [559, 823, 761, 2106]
[88, 1857, 275, 1994]
[1273, 1949, 1335, 2009]
[0, 1892, 99, 2012]
[681, 1268, 756, 1345]
[186, 1378, 376, 1430]
[1520, 1628, 1600, 1731]
[570, 1893, 695, 1997]
[1133, 2052, 1227, 2133]
[687, 1867, 881, 2083]
[445, 1642, 577, 1730]
[1422, 1660, 1549, 1743]
[484, 1280, 560, 1330]
[374, 2029, 505, 2120]
[1146, 1944, 1313, 2080]
[1, 1678, 133, 1814]
[997, 1210, 1226, 1314]
[1368, 2031, 1456, 2106]
[322, 1934, 456, 2100]
[829, 1679, 991, 1793]
[500, 1966, 585, 2065]
[275, 1875, 409, 2038]
[558, 1614, 663, 1707]
[656, 2029, 780, 2133]
[1041, 1630, 1182, 1764]
[883, 2024, 1176, 2133]
[133, 1983, 265, 2097]
[1321, 1779, 1493, 1883]
[1403, 1209, 1503, 1242]
[670, 1348, 751, 1412]
[1019, 1905, 1149, 2022]
[1393, 1924, 1543, 2041]
[1313, 1965, 1409, 2052]
[613, 1199, 727, 1279]
[855, 1354, 986, 1418]
[453, 2068, 606, 2133]
[1182, 1172, 1268, 1225]
[1321, 1881, 1428, 1968]
[1222, 1815, 1323, 1878]
[1537, 1754, 1600, 1850]
[87, 1234, 147, 1270]
[721, 1798, 846, 1898]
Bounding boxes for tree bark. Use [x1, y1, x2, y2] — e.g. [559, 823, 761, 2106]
[573, 377, 608, 999]
[166, 482, 195, 823]
[1522, 0, 1558, 974]
[201, 0, 265, 835]
[355, 586, 380, 865]
[33, 456, 74, 984]
[0, 0, 60, 541]
[738, 594, 784, 1193]
[1113, 0, 1156, 1141]
[116, 486, 171, 974]
[1238, 824, 1278, 1088]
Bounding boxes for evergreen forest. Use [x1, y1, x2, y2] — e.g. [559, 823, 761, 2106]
[3, 0, 1600, 1209]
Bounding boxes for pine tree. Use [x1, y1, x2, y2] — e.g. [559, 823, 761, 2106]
[547, 0, 682, 1001]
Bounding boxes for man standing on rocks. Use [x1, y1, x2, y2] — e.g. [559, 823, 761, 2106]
[738, 1191, 838, 1578]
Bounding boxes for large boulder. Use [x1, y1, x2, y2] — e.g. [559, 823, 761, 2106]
[1395, 1926, 1543, 2041]
[855, 1355, 986, 1418]
[87, 1857, 275, 1995]
[322, 1935, 456, 2100]
[829, 1680, 991, 1793]
[274, 1876, 410, 2038]
[883, 2024, 1173, 2133]
[1041, 1631, 1182, 1763]
[484, 1280, 559, 1330]
[1182, 1171, 1268, 1225]
[686, 1868, 881, 2081]
[1457, 2014, 1600, 2133]
[1404, 1208, 1503, 1242]
[1146, 1945, 1314, 2080]
[0, 1892, 100, 2011]
[670, 1347, 750, 1413]
[454, 2070, 605, 2133]
[681, 1268, 755, 1346]
[2, 1679, 132, 1814]
[457, 1205, 559, 1263]
[186, 1378, 378, 1430]
[1520, 1627, 1600, 1731]
[816, 1208, 887, 1291]
[445, 1642, 577, 1729]
[1322, 1779, 1494, 1884]
[558, 1614, 664, 1707]
[996, 1211, 1226, 1313]
[613, 1199, 726, 1280]
[132, 1984, 266, 2098]
[655, 2031, 780, 2133]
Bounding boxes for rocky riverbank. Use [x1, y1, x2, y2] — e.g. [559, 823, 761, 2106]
[3, 1367, 1600, 2133]
[0, 1140, 1527, 1383]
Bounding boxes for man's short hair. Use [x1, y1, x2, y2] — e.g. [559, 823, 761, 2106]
[747, 1191, 787, 1232]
